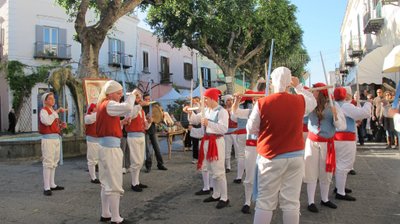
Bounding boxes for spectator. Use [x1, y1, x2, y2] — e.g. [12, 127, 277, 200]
[8, 108, 16, 133]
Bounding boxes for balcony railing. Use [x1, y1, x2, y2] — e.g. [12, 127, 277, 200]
[34, 42, 72, 60]
[363, 1, 385, 34]
[159, 72, 172, 84]
[348, 36, 364, 58]
[108, 52, 133, 68]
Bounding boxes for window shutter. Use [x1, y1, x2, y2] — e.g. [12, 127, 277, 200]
[58, 28, 67, 58]
[35, 25, 44, 55]
[121, 41, 125, 66]
[108, 38, 113, 64]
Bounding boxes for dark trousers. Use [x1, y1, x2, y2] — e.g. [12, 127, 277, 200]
[192, 137, 199, 160]
[145, 133, 164, 169]
[184, 130, 192, 147]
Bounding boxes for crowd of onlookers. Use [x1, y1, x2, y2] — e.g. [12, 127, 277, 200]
[358, 88, 398, 149]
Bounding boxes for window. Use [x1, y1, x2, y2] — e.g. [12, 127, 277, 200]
[143, 51, 149, 72]
[109, 38, 122, 64]
[184, 63, 193, 80]
[160, 56, 170, 83]
[201, 67, 211, 87]
[43, 26, 58, 56]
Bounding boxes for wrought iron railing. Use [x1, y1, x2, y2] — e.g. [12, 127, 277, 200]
[34, 42, 71, 60]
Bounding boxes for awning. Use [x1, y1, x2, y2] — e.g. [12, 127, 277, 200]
[382, 45, 400, 73]
[357, 45, 392, 84]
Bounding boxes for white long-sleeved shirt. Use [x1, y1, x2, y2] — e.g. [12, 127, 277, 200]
[394, 113, 400, 132]
[340, 102, 372, 121]
[189, 106, 229, 135]
[106, 93, 136, 117]
[40, 107, 59, 126]
[84, 112, 96, 125]
[246, 84, 318, 135]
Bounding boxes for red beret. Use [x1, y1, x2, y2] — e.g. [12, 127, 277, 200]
[313, 82, 328, 97]
[87, 103, 97, 114]
[334, 87, 347, 101]
[204, 88, 221, 102]
[304, 86, 310, 90]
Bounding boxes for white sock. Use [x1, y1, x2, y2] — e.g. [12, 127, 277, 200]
[88, 165, 97, 180]
[202, 171, 210, 191]
[307, 182, 317, 205]
[218, 176, 228, 201]
[211, 177, 220, 199]
[50, 168, 57, 188]
[253, 209, 273, 224]
[101, 188, 111, 218]
[43, 168, 51, 190]
[283, 210, 299, 224]
[209, 175, 214, 189]
[320, 182, 330, 202]
[335, 171, 347, 195]
[237, 158, 245, 180]
[244, 182, 253, 206]
[109, 194, 123, 223]
[131, 168, 140, 186]
[225, 158, 231, 170]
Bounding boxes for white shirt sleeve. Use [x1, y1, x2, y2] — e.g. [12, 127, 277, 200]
[207, 108, 229, 134]
[246, 102, 261, 135]
[106, 94, 135, 117]
[84, 112, 96, 125]
[130, 105, 142, 119]
[294, 84, 317, 115]
[40, 108, 59, 126]
[233, 108, 250, 119]
[394, 113, 400, 132]
[333, 102, 347, 130]
[341, 102, 372, 121]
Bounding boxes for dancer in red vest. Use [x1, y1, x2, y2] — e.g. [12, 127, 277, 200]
[96, 80, 136, 224]
[187, 88, 230, 209]
[247, 67, 317, 224]
[333, 87, 371, 201]
[125, 90, 151, 192]
[304, 83, 346, 213]
[85, 103, 101, 184]
[39, 92, 67, 196]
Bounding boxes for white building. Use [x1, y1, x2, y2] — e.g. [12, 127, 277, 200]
[340, 0, 400, 86]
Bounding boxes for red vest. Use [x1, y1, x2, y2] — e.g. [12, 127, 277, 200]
[85, 114, 97, 137]
[39, 107, 60, 134]
[228, 114, 238, 128]
[257, 93, 305, 159]
[96, 100, 123, 138]
[125, 110, 146, 133]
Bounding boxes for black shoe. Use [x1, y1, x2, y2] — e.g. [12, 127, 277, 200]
[334, 187, 352, 194]
[307, 203, 318, 213]
[138, 183, 148, 188]
[386, 145, 392, 149]
[320, 200, 337, 209]
[157, 165, 168, 171]
[43, 190, 52, 196]
[111, 219, 130, 224]
[100, 216, 111, 222]
[216, 199, 229, 209]
[348, 170, 356, 175]
[203, 196, 220, 202]
[225, 169, 231, 173]
[131, 185, 143, 192]
[335, 193, 356, 201]
[91, 179, 100, 184]
[145, 167, 151, 173]
[233, 179, 242, 184]
[241, 205, 251, 214]
[50, 186, 64, 191]
[195, 189, 210, 195]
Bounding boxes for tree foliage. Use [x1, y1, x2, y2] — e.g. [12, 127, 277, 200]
[147, 0, 306, 92]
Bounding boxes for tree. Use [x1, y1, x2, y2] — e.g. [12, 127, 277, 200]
[147, 0, 304, 93]
[56, 0, 161, 78]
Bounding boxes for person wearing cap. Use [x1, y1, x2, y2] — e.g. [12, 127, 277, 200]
[39, 92, 67, 196]
[223, 94, 239, 174]
[231, 90, 264, 214]
[333, 87, 371, 202]
[247, 67, 316, 224]
[96, 80, 136, 224]
[85, 103, 101, 184]
[125, 90, 152, 192]
[304, 82, 346, 214]
[187, 88, 230, 209]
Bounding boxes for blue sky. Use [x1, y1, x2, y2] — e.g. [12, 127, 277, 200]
[137, 1, 348, 86]
[290, 0, 347, 86]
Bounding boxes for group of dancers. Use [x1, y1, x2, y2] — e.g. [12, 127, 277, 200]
[38, 65, 400, 224]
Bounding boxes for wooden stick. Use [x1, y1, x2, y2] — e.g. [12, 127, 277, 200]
[308, 85, 334, 92]
[186, 107, 200, 111]
[242, 94, 265, 98]
[320, 52, 334, 108]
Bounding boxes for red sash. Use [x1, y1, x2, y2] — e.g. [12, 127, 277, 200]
[246, 139, 257, 146]
[303, 124, 308, 132]
[233, 129, 247, 135]
[308, 132, 336, 173]
[334, 132, 356, 141]
[197, 134, 222, 170]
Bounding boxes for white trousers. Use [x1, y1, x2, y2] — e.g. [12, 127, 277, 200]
[335, 140, 356, 195]
[98, 146, 124, 195]
[87, 141, 100, 180]
[224, 134, 238, 169]
[41, 138, 60, 168]
[127, 135, 145, 186]
[243, 145, 257, 206]
[303, 139, 332, 184]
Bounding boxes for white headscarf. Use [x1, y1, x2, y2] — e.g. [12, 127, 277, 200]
[271, 67, 292, 93]
[97, 80, 123, 106]
[41, 92, 51, 105]
[223, 95, 233, 104]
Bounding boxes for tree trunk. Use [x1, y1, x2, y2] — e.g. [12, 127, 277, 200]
[221, 67, 236, 95]
[78, 36, 102, 78]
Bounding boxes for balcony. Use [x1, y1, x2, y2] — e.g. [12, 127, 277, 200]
[108, 52, 133, 68]
[363, 2, 385, 34]
[34, 42, 72, 60]
[348, 48, 364, 58]
[345, 60, 356, 67]
[159, 72, 173, 84]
